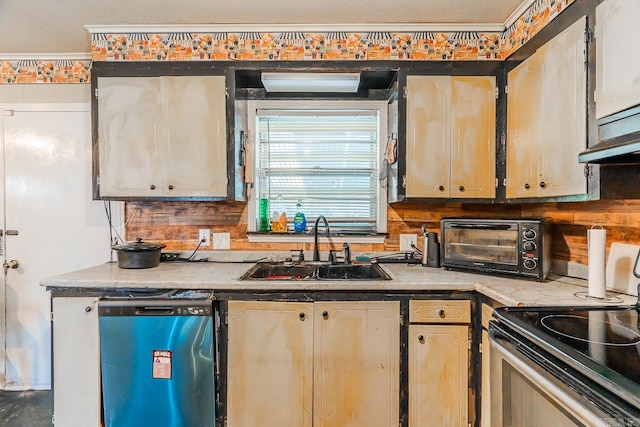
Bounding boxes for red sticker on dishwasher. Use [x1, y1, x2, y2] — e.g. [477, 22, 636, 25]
[152, 350, 172, 379]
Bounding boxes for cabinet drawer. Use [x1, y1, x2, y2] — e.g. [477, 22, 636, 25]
[409, 300, 471, 323]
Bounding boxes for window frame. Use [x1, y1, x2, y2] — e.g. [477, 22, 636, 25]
[246, 99, 389, 238]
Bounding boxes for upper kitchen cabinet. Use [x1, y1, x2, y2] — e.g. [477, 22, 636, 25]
[92, 63, 234, 200]
[506, 17, 587, 199]
[405, 75, 496, 199]
[595, 0, 640, 120]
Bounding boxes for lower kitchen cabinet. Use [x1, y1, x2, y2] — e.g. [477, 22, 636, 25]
[227, 301, 314, 426]
[226, 300, 400, 427]
[408, 300, 470, 427]
[480, 303, 497, 427]
[52, 296, 101, 427]
[313, 301, 400, 426]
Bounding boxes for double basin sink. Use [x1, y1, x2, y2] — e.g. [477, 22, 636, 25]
[240, 261, 392, 281]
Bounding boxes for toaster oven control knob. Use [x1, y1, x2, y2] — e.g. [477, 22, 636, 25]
[523, 241, 537, 251]
[523, 229, 537, 240]
[523, 258, 537, 270]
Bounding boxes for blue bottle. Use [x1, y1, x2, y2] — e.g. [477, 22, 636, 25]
[293, 200, 307, 233]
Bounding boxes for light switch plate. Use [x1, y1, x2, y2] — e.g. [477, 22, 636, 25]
[399, 234, 417, 251]
[213, 232, 231, 250]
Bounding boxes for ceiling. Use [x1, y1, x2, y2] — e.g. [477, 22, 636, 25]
[0, 0, 531, 55]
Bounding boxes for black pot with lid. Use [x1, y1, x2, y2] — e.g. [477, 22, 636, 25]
[112, 238, 167, 269]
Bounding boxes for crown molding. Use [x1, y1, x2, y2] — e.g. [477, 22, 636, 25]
[504, 0, 537, 29]
[84, 22, 507, 34]
[0, 53, 91, 61]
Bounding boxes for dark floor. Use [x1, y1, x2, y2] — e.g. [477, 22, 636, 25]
[0, 390, 53, 427]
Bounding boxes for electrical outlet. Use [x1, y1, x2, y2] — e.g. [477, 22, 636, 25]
[199, 229, 210, 247]
[399, 234, 418, 251]
[213, 232, 231, 250]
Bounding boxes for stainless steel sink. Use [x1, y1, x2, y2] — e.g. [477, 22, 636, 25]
[239, 262, 317, 280]
[239, 262, 391, 281]
[316, 264, 391, 280]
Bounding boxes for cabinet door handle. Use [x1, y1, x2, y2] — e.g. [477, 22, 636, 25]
[438, 185, 445, 192]
[438, 309, 445, 318]
[322, 310, 329, 319]
[524, 183, 530, 190]
[418, 335, 425, 344]
[299, 312, 306, 321]
[458, 185, 465, 192]
[150, 184, 156, 190]
[539, 181, 546, 189]
[168, 185, 174, 190]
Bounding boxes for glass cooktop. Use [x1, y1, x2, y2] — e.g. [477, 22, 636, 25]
[493, 305, 640, 407]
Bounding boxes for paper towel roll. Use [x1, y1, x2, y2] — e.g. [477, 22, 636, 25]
[588, 226, 607, 298]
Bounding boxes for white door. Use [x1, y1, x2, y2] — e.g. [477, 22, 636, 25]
[0, 106, 121, 390]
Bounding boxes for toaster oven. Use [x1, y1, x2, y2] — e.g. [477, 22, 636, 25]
[440, 217, 551, 280]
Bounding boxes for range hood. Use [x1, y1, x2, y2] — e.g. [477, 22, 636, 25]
[579, 104, 640, 164]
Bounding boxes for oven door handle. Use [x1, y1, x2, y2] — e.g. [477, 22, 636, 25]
[448, 223, 512, 230]
[490, 336, 611, 427]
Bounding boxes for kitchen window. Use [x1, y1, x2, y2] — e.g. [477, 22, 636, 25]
[246, 100, 388, 239]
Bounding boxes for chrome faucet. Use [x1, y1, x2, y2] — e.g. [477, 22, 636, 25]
[313, 215, 330, 261]
[343, 242, 351, 265]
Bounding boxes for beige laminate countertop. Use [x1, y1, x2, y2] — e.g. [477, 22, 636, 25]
[41, 257, 637, 307]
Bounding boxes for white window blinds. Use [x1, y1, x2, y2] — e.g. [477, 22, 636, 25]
[256, 108, 381, 233]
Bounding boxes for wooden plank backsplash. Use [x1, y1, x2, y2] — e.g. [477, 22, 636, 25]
[125, 200, 640, 265]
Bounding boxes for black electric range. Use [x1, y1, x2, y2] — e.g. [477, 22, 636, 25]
[493, 304, 640, 419]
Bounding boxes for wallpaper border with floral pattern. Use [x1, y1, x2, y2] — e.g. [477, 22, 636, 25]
[0, 0, 574, 84]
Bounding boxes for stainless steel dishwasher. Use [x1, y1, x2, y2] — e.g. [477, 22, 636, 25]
[98, 299, 215, 427]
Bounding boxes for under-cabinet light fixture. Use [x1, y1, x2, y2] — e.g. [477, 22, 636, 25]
[260, 72, 361, 93]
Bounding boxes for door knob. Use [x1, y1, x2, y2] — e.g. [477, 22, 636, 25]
[3, 259, 19, 272]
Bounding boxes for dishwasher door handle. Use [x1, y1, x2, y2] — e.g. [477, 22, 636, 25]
[135, 306, 175, 315]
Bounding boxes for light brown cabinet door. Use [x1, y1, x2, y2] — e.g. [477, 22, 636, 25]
[506, 17, 586, 199]
[164, 75, 228, 198]
[406, 76, 451, 197]
[227, 301, 313, 427]
[506, 57, 539, 199]
[98, 76, 163, 197]
[409, 324, 469, 427]
[450, 76, 496, 199]
[481, 328, 491, 427]
[406, 75, 496, 199]
[52, 297, 101, 427]
[537, 17, 587, 198]
[97, 75, 228, 198]
[313, 301, 400, 427]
